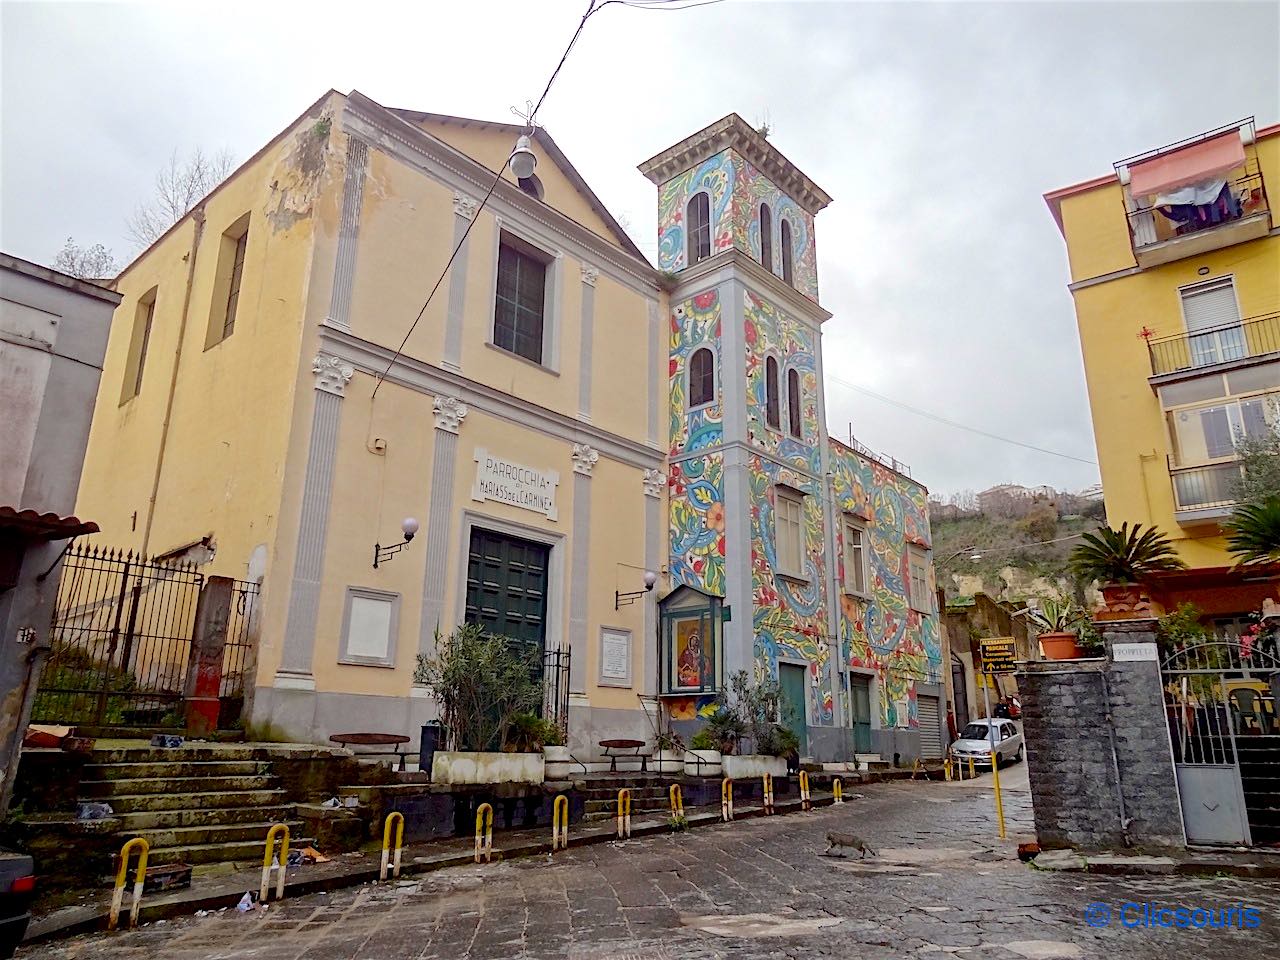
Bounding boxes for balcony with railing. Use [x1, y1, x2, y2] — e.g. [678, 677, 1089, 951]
[1168, 457, 1243, 523]
[1117, 120, 1271, 268]
[1148, 312, 1280, 378]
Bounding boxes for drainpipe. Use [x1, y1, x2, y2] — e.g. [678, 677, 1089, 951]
[141, 207, 205, 555]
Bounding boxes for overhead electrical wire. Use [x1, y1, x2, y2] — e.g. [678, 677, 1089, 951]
[826, 374, 1098, 466]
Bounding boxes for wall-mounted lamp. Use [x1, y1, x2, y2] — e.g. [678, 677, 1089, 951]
[373, 517, 419, 568]
[615, 570, 658, 609]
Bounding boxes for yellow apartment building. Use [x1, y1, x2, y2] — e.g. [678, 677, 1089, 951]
[1046, 117, 1280, 621]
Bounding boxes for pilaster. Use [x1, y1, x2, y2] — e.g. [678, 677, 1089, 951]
[577, 265, 597, 421]
[327, 138, 368, 331]
[442, 193, 477, 372]
[417, 396, 468, 676]
[567, 444, 600, 693]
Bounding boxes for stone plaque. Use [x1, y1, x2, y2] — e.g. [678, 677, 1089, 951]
[600, 629, 631, 685]
[1112, 641, 1158, 662]
[472, 447, 559, 520]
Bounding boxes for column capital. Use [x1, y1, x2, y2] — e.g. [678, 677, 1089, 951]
[453, 192, 479, 220]
[642, 468, 666, 498]
[572, 443, 600, 476]
[312, 355, 354, 396]
[432, 395, 468, 434]
[580, 265, 599, 287]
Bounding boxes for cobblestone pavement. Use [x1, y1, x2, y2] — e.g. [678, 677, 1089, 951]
[20, 768, 1280, 960]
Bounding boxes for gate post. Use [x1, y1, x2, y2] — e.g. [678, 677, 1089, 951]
[185, 577, 233, 736]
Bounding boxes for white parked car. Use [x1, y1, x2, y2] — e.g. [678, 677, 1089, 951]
[951, 718, 1023, 767]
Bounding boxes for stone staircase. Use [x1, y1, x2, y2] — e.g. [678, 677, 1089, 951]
[580, 775, 677, 821]
[79, 746, 306, 866]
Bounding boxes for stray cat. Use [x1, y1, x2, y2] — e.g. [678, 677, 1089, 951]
[823, 831, 877, 858]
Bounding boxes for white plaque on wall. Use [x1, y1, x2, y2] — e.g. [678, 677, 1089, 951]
[472, 447, 559, 520]
[1112, 642, 1158, 662]
[600, 628, 631, 686]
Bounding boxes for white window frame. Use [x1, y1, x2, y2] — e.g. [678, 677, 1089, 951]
[339, 586, 400, 668]
[774, 486, 806, 579]
[842, 516, 869, 597]
[907, 546, 931, 614]
[486, 218, 563, 373]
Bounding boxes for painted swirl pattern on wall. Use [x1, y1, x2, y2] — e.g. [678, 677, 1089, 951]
[669, 291, 723, 457]
[656, 151, 735, 271]
[668, 453, 726, 598]
[743, 292, 821, 475]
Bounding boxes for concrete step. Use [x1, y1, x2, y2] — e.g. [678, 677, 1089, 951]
[81, 774, 276, 798]
[144, 836, 315, 867]
[585, 798, 671, 815]
[89, 746, 267, 764]
[100, 789, 287, 814]
[132, 820, 305, 850]
[580, 786, 667, 801]
[115, 804, 295, 831]
[82, 760, 269, 780]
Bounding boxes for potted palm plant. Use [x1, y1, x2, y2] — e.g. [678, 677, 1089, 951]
[1069, 523, 1185, 620]
[1224, 496, 1280, 567]
[1027, 597, 1084, 660]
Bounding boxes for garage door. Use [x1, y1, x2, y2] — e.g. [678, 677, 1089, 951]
[917, 695, 943, 759]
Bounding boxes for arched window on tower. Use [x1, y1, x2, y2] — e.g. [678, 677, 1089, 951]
[765, 356, 781, 430]
[759, 204, 773, 272]
[687, 193, 711, 265]
[787, 367, 802, 438]
[689, 347, 715, 407]
[780, 219, 794, 284]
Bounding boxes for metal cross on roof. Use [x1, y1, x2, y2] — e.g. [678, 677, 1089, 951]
[510, 100, 538, 132]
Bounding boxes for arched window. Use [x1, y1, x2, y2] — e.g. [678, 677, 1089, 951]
[780, 219, 794, 284]
[765, 356, 781, 429]
[687, 193, 711, 265]
[518, 174, 544, 200]
[759, 204, 773, 271]
[787, 367, 802, 437]
[689, 347, 715, 407]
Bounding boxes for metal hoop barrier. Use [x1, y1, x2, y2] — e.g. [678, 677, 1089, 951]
[616, 789, 632, 839]
[762, 773, 775, 815]
[474, 803, 494, 863]
[720, 778, 734, 822]
[833, 777, 844, 804]
[552, 794, 570, 851]
[108, 837, 150, 932]
[798, 770, 812, 811]
[381, 812, 405, 880]
[669, 783, 684, 818]
[260, 824, 290, 903]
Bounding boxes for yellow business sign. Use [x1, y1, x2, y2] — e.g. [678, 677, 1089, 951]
[980, 637, 1017, 674]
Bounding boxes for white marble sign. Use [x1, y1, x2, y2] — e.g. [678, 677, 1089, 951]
[600, 629, 631, 684]
[472, 448, 559, 520]
[1112, 642, 1158, 662]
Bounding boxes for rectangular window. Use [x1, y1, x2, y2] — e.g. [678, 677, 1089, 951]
[494, 236, 548, 364]
[908, 546, 930, 613]
[775, 488, 805, 577]
[1180, 277, 1243, 368]
[339, 587, 399, 667]
[206, 213, 250, 348]
[843, 519, 868, 595]
[120, 289, 157, 403]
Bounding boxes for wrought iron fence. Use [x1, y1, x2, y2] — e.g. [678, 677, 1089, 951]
[1126, 168, 1269, 252]
[218, 579, 260, 728]
[1149, 312, 1280, 377]
[1162, 641, 1280, 765]
[543, 646, 571, 733]
[1168, 458, 1244, 512]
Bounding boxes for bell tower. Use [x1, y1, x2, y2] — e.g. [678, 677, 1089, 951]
[639, 116, 839, 739]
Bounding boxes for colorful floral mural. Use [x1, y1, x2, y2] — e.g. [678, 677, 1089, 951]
[743, 292, 821, 475]
[829, 441, 939, 728]
[747, 456, 833, 725]
[656, 149, 819, 302]
[668, 454, 726, 597]
[669, 290, 723, 457]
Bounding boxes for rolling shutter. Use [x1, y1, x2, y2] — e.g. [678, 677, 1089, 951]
[917, 695, 943, 759]
[1180, 279, 1239, 333]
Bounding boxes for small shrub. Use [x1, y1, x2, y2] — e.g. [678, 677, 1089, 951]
[689, 728, 716, 751]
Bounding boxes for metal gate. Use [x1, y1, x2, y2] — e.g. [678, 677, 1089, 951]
[32, 545, 258, 730]
[917, 694, 944, 759]
[1162, 640, 1280, 847]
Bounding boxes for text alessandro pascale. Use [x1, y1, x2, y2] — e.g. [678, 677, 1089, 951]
[1120, 902, 1261, 928]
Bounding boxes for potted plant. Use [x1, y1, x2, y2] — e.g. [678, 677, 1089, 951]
[684, 728, 723, 777]
[1028, 596, 1084, 660]
[718, 671, 788, 780]
[415, 624, 546, 785]
[1069, 523, 1185, 620]
[654, 730, 686, 775]
[541, 723, 572, 782]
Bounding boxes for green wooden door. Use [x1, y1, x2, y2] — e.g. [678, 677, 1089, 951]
[778, 663, 808, 756]
[846, 674, 872, 754]
[465, 529, 549, 671]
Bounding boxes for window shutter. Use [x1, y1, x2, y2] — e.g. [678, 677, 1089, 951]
[1181, 279, 1240, 333]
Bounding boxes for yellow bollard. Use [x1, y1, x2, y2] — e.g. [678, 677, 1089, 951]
[616, 789, 632, 839]
[552, 794, 569, 851]
[944, 756, 953, 781]
[833, 777, 844, 804]
[669, 783, 684, 818]
[720, 778, 734, 822]
[380, 812, 405, 881]
[260, 823, 290, 903]
[991, 750, 1006, 839]
[968, 756, 975, 781]
[108, 837, 149, 932]
[474, 803, 494, 863]
[912, 758, 922, 780]
[799, 770, 812, 811]
[762, 773, 774, 815]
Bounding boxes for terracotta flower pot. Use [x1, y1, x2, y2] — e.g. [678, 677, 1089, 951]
[1096, 582, 1153, 621]
[1040, 632, 1082, 660]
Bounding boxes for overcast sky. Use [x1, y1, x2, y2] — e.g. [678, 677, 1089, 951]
[3, 1, 1277, 498]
